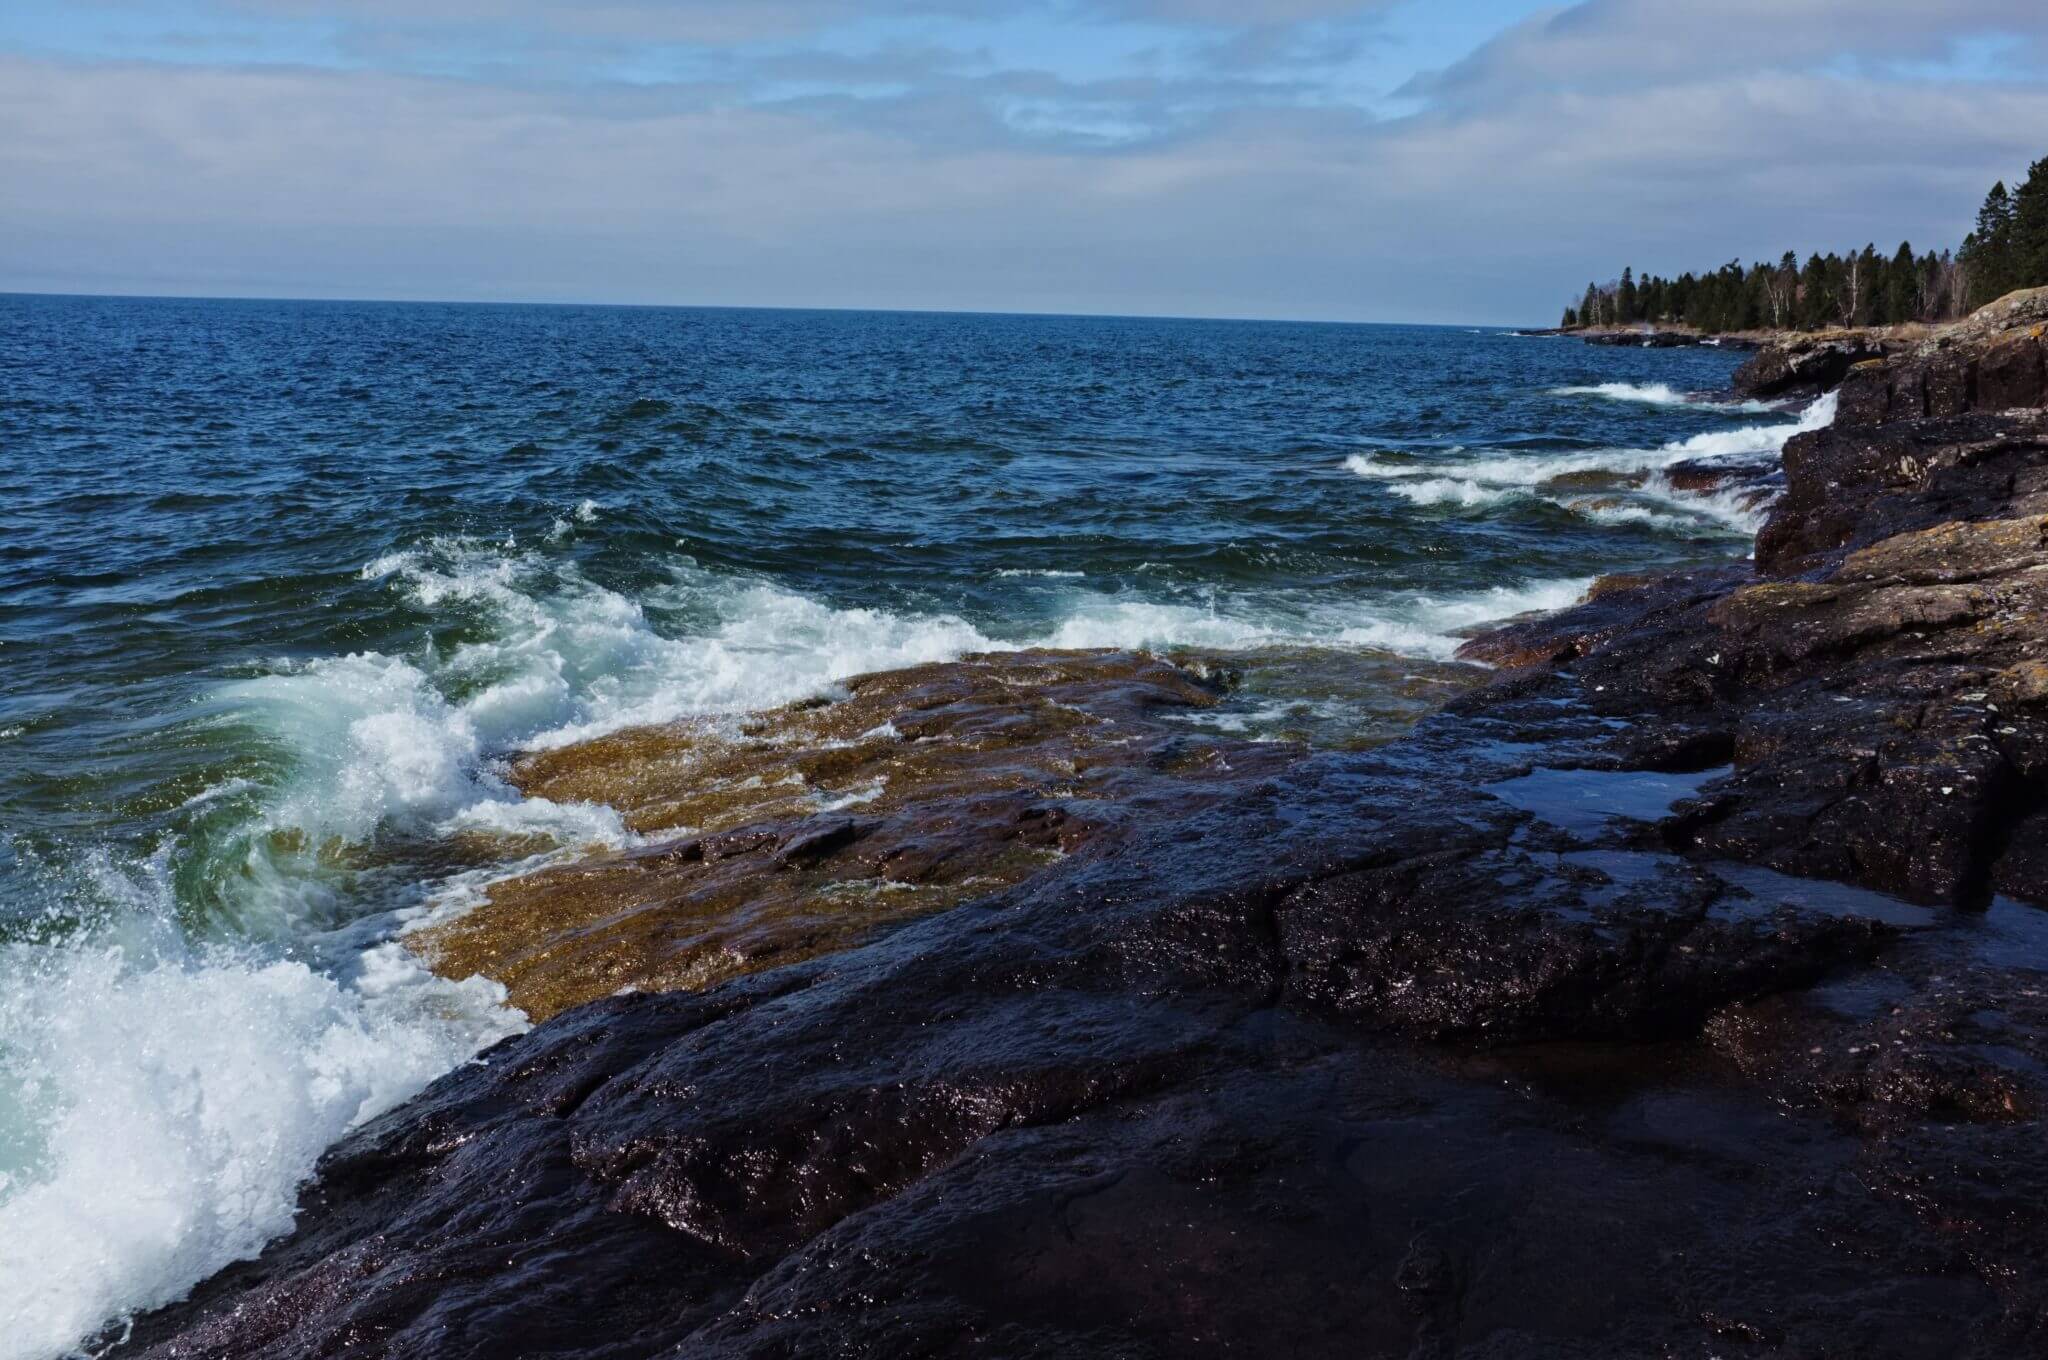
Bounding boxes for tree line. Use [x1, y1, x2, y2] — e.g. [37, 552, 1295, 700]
[1561, 156, 2048, 333]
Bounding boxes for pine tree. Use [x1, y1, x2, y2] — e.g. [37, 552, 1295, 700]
[1799, 253, 1831, 329]
[1554, 163, 2047, 331]
[1885, 242, 1915, 324]
[2010, 157, 2048, 293]
[1962, 180, 2017, 308]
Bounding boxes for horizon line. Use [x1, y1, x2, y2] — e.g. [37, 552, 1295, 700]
[0, 287, 1533, 331]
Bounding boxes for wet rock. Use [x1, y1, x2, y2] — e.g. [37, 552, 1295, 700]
[1453, 566, 1743, 672]
[1755, 409, 2048, 572]
[120, 684, 2021, 1360]
[1658, 460, 1739, 494]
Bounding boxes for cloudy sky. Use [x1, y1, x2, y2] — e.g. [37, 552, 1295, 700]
[3, 1, 2045, 322]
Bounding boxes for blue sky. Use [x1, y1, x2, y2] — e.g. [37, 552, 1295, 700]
[3, 1, 2045, 321]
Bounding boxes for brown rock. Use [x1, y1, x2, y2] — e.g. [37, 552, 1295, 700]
[1991, 660, 2048, 708]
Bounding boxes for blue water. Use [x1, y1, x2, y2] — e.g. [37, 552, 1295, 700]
[0, 295, 1823, 1355]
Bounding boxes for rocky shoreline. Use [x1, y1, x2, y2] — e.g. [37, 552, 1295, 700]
[114, 293, 2048, 1359]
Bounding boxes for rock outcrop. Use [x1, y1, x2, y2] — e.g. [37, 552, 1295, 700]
[111, 295, 2048, 1360]
[1730, 328, 1899, 398]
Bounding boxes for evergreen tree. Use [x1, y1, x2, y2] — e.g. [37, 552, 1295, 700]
[1557, 158, 2048, 331]
[1799, 253, 1831, 329]
[1885, 242, 1915, 324]
[1962, 180, 2017, 308]
[2010, 157, 2048, 293]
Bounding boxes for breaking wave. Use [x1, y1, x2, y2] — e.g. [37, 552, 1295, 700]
[1551, 382, 1779, 414]
[1347, 390, 1833, 534]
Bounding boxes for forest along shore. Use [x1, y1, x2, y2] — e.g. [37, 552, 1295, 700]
[113, 291, 2048, 1360]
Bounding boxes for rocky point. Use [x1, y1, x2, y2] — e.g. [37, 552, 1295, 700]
[112, 291, 2048, 1360]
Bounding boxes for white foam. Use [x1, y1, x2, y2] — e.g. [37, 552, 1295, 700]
[232, 546, 1001, 851]
[1346, 391, 1833, 532]
[1551, 382, 1777, 414]
[1038, 599, 1282, 652]
[1382, 478, 1528, 509]
[1638, 473, 1775, 534]
[1335, 577, 1594, 660]
[0, 920, 520, 1360]
[994, 568, 1086, 579]
[1660, 389, 1836, 458]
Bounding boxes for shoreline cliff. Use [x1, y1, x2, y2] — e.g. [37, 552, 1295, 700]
[112, 292, 2048, 1359]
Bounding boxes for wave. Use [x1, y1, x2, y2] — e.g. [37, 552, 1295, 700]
[1380, 478, 1530, 509]
[1550, 382, 1779, 414]
[1031, 578, 1592, 663]
[1331, 577, 1593, 657]
[0, 855, 519, 1360]
[1661, 389, 1835, 456]
[1347, 390, 1833, 534]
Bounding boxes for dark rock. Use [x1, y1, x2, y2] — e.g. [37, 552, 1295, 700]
[1732, 330, 1892, 398]
[1754, 410, 2048, 572]
[117, 679, 2039, 1360]
[1582, 329, 1699, 348]
[1927, 348, 1974, 416]
[1885, 356, 1930, 420]
[1977, 331, 2046, 411]
[1835, 358, 1892, 427]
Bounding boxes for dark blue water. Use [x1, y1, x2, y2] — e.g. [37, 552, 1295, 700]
[0, 295, 1825, 1355]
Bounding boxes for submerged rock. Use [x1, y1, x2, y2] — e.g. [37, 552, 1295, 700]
[410, 647, 1468, 1021]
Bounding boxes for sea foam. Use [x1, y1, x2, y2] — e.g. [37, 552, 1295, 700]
[1347, 390, 1833, 534]
[0, 884, 518, 1360]
[1551, 381, 1778, 414]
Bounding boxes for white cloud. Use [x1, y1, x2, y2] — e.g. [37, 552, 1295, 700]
[4, 3, 2046, 321]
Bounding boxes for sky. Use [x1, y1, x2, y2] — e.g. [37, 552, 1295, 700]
[2, 1, 2046, 323]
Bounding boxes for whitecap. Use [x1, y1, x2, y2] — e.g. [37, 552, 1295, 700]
[0, 919, 520, 1360]
[1551, 382, 1778, 414]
